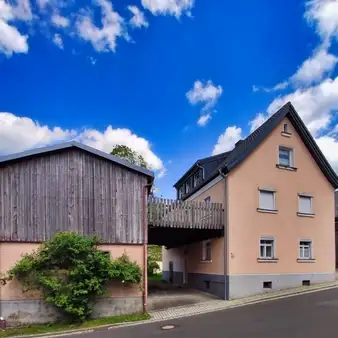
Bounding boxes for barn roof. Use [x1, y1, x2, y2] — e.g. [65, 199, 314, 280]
[0, 141, 154, 179]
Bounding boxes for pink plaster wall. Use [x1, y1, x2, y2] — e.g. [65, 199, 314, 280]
[227, 117, 335, 275]
[0, 243, 143, 300]
[187, 179, 225, 275]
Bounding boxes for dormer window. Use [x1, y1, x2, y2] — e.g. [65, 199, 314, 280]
[193, 171, 200, 188]
[185, 178, 192, 194]
[179, 186, 185, 199]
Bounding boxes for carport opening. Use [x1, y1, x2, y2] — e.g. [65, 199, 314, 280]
[302, 280, 311, 286]
[263, 281, 272, 289]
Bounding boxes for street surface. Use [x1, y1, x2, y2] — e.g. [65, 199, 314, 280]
[80, 288, 338, 338]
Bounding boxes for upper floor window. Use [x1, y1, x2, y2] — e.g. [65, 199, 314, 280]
[258, 189, 276, 212]
[178, 186, 185, 199]
[283, 123, 288, 133]
[193, 171, 200, 188]
[298, 194, 313, 216]
[185, 178, 192, 194]
[278, 146, 294, 167]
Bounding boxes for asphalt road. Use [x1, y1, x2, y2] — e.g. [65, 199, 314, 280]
[81, 288, 338, 338]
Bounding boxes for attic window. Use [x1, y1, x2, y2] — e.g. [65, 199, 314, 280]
[282, 123, 291, 137]
[193, 171, 200, 188]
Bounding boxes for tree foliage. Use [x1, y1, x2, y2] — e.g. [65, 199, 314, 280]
[4, 233, 142, 322]
[111, 145, 148, 168]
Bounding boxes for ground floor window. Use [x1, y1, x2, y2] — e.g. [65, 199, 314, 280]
[259, 238, 275, 259]
[201, 240, 212, 261]
[299, 240, 312, 259]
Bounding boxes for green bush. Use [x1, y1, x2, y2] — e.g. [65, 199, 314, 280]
[147, 259, 160, 276]
[4, 232, 142, 322]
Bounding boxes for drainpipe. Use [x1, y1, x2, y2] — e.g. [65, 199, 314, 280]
[219, 168, 229, 300]
[142, 183, 152, 314]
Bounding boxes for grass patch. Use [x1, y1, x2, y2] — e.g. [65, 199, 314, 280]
[0, 313, 151, 337]
[148, 273, 162, 281]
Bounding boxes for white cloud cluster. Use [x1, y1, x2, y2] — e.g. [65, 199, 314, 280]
[186, 80, 223, 126]
[51, 13, 69, 28]
[141, 0, 194, 18]
[212, 126, 242, 155]
[0, 112, 165, 177]
[128, 5, 148, 28]
[76, 0, 127, 53]
[0, 0, 30, 56]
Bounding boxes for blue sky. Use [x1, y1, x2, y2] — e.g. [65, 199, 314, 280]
[1, 0, 338, 198]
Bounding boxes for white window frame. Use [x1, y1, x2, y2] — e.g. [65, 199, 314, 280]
[278, 146, 294, 167]
[185, 178, 192, 194]
[178, 186, 185, 199]
[259, 237, 275, 259]
[201, 240, 212, 262]
[298, 194, 313, 215]
[193, 171, 200, 188]
[299, 240, 313, 260]
[258, 188, 276, 211]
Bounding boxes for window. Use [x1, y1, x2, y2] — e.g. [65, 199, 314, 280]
[299, 240, 312, 259]
[298, 195, 313, 215]
[193, 171, 200, 188]
[283, 123, 288, 133]
[202, 240, 212, 261]
[204, 196, 211, 203]
[185, 178, 192, 194]
[279, 146, 293, 167]
[259, 238, 275, 259]
[259, 189, 276, 211]
[178, 186, 185, 199]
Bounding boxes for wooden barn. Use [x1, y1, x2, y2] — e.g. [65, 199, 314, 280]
[0, 141, 153, 326]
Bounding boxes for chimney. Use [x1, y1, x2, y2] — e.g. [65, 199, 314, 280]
[235, 140, 243, 147]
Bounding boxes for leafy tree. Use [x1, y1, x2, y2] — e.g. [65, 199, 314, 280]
[111, 145, 148, 169]
[3, 232, 142, 322]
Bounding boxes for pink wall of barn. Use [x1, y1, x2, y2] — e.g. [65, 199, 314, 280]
[227, 117, 335, 275]
[0, 243, 143, 300]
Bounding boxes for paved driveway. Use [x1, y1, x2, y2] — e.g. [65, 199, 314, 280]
[80, 288, 338, 338]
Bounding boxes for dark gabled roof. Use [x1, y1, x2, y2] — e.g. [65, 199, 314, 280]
[173, 151, 230, 188]
[0, 141, 154, 179]
[177, 102, 338, 200]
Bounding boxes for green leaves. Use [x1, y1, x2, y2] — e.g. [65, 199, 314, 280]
[110, 145, 148, 169]
[7, 232, 142, 322]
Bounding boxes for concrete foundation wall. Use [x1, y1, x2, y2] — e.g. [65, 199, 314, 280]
[228, 272, 335, 299]
[188, 273, 225, 299]
[162, 271, 184, 285]
[1, 297, 143, 327]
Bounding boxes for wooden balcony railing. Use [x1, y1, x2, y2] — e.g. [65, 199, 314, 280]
[147, 196, 224, 229]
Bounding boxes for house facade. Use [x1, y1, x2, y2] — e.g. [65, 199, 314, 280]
[0, 141, 153, 326]
[163, 102, 338, 300]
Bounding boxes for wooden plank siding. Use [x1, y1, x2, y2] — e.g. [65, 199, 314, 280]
[0, 148, 148, 243]
[148, 196, 224, 230]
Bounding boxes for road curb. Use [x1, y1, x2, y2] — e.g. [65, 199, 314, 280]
[4, 283, 338, 338]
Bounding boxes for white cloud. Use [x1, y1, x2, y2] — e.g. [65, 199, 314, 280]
[0, 111, 165, 177]
[305, 0, 338, 41]
[0, 112, 75, 154]
[89, 56, 97, 65]
[212, 126, 242, 155]
[249, 112, 267, 132]
[315, 135, 338, 172]
[141, 0, 194, 18]
[197, 114, 211, 126]
[186, 80, 223, 126]
[76, 0, 127, 53]
[51, 13, 69, 28]
[0, 0, 29, 56]
[128, 5, 148, 28]
[290, 47, 338, 85]
[11, 0, 33, 21]
[53, 33, 63, 49]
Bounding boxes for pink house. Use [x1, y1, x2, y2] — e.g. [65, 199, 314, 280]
[163, 102, 338, 299]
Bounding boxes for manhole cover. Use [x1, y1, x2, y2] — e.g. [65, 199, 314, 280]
[161, 324, 176, 330]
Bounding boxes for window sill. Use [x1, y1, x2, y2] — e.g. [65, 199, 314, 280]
[257, 258, 279, 263]
[200, 260, 212, 264]
[297, 258, 316, 263]
[297, 212, 315, 218]
[281, 131, 292, 138]
[276, 164, 297, 171]
[257, 208, 278, 214]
